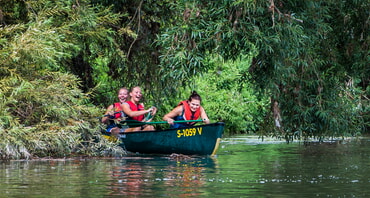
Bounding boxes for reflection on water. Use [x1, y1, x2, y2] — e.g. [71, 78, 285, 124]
[108, 156, 216, 197]
[110, 160, 149, 197]
[1, 136, 370, 197]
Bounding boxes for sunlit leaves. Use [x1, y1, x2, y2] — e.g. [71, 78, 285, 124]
[0, 0, 124, 159]
[0, 0, 368, 160]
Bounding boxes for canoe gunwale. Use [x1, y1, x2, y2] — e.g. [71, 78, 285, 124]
[121, 122, 224, 134]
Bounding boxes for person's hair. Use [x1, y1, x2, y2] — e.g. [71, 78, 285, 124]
[130, 86, 141, 93]
[188, 91, 202, 102]
[118, 87, 128, 94]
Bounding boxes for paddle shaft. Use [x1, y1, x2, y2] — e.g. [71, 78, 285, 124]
[121, 119, 204, 127]
[145, 119, 203, 125]
[99, 111, 122, 118]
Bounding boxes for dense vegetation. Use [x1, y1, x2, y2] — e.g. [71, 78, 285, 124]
[0, 0, 368, 159]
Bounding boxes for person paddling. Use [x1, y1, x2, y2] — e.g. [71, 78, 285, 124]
[163, 91, 210, 128]
[122, 86, 157, 132]
[101, 87, 129, 136]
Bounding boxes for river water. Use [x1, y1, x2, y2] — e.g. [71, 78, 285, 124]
[1, 136, 369, 197]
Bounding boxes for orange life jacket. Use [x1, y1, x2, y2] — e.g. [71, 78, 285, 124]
[113, 102, 125, 119]
[126, 101, 145, 121]
[178, 100, 201, 121]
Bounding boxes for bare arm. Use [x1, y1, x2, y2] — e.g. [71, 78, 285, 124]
[122, 103, 152, 118]
[101, 105, 114, 124]
[163, 106, 183, 125]
[200, 107, 210, 124]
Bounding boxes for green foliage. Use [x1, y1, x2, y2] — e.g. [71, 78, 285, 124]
[2, 0, 129, 104]
[159, 55, 268, 136]
[155, 0, 368, 141]
[247, 0, 369, 141]
[0, 71, 124, 159]
[88, 0, 176, 105]
[196, 56, 268, 135]
[0, 0, 368, 159]
[0, 0, 125, 159]
[155, 1, 256, 94]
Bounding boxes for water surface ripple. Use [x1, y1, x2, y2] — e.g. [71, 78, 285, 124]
[1, 136, 369, 197]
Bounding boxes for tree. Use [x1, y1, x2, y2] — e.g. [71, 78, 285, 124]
[0, 0, 126, 159]
[1, 0, 368, 160]
[155, 0, 369, 140]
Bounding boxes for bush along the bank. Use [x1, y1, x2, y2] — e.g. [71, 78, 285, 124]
[0, 71, 125, 160]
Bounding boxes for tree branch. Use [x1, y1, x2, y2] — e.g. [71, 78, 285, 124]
[127, 0, 143, 59]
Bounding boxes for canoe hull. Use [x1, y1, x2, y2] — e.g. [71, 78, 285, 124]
[116, 122, 224, 155]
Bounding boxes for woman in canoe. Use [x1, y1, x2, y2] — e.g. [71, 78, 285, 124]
[101, 87, 129, 136]
[163, 91, 210, 128]
[122, 86, 157, 132]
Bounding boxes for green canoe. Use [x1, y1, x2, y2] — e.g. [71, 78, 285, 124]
[105, 122, 224, 156]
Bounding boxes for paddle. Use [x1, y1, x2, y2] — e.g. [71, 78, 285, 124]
[97, 111, 122, 119]
[118, 119, 203, 128]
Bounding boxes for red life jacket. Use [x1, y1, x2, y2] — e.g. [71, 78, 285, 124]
[113, 102, 124, 119]
[126, 101, 145, 121]
[178, 100, 201, 121]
